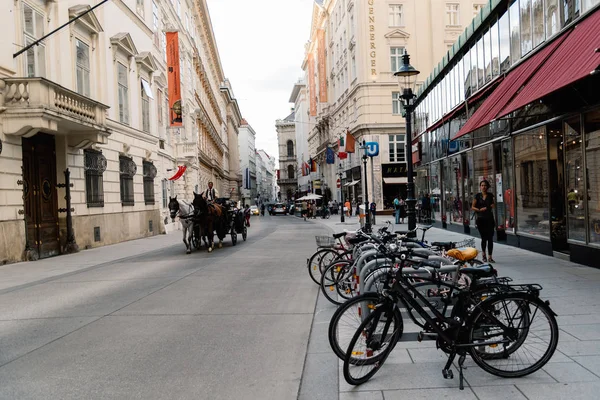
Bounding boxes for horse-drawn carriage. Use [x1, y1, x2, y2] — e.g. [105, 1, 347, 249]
[168, 194, 247, 254]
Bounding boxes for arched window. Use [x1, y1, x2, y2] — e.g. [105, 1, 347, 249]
[287, 164, 295, 179]
[287, 140, 294, 157]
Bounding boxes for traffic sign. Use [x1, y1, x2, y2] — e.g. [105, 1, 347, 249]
[365, 142, 379, 157]
[336, 178, 341, 188]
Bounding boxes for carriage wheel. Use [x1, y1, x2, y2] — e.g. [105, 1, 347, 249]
[242, 226, 247, 241]
[231, 232, 237, 246]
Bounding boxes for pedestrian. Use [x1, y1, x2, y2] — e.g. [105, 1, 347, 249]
[472, 179, 496, 263]
[311, 201, 317, 219]
[244, 204, 251, 227]
[393, 196, 401, 224]
[370, 201, 377, 225]
[399, 197, 406, 224]
[344, 200, 351, 217]
[421, 193, 431, 222]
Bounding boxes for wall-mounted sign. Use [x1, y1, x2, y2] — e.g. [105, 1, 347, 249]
[365, 142, 379, 157]
[381, 163, 408, 178]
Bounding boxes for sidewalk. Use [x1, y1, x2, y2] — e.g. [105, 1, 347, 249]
[0, 232, 182, 293]
[302, 214, 600, 400]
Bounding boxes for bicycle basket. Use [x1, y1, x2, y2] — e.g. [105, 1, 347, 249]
[315, 235, 335, 248]
[455, 238, 476, 248]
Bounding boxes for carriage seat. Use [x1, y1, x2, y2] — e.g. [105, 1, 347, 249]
[447, 247, 478, 261]
[461, 264, 496, 278]
[333, 232, 347, 239]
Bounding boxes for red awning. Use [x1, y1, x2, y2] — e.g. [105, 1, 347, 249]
[168, 165, 187, 181]
[497, 10, 600, 119]
[453, 33, 569, 140]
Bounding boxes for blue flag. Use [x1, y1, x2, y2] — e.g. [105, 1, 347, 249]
[326, 147, 335, 164]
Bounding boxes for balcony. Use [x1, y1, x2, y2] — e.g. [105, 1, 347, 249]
[0, 78, 110, 147]
[176, 142, 198, 159]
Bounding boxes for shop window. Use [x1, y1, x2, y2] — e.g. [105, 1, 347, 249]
[500, 140, 515, 232]
[515, 128, 550, 237]
[585, 110, 600, 244]
[84, 150, 106, 207]
[564, 117, 585, 241]
[429, 162, 442, 221]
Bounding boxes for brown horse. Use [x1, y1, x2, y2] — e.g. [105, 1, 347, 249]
[192, 192, 227, 252]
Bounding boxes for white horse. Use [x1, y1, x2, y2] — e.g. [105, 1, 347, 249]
[168, 196, 196, 254]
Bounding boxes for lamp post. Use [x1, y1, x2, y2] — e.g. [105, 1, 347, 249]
[338, 162, 345, 223]
[361, 141, 371, 233]
[394, 49, 420, 237]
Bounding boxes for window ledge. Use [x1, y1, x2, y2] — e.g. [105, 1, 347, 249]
[145, 200, 155, 205]
[122, 202, 135, 207]
[87, 203, 104, 208]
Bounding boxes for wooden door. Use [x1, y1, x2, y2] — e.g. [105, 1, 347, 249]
[22, 133, 60, 258]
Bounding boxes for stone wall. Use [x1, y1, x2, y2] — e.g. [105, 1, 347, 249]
[0, 220, 26, 264]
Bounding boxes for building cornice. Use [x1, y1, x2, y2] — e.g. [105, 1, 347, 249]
[106, 119, 159, 145]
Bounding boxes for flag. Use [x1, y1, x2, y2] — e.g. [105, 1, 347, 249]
[304, 162, 311, 175]
[345, 131, 356, 153]
[310, 158, 317, 172]
[338, 136, 347, 159]
[326, 147, 335, 164]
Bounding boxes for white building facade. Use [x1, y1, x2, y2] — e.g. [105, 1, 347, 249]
[0, 0, 241, 263]
[275, 110, 298, 202]
[238, 119, 257, 205]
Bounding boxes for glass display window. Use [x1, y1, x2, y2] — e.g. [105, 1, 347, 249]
[509, 0, 521, 65]
[429, 162, 442, 221]
[564, 116, 586, 241]
[446, 156, 463, 225]
[491, 20, 500, 77]
[500, 140, 516, 232]
[514, 127, 550, 238]
[499, 11, 511, 72]
[520, 0, 533, 56]
[585, 109, 600, 244]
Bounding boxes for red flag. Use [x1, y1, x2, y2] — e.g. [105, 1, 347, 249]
[338, 136, 347, 160]
[345, 131, 356, 153]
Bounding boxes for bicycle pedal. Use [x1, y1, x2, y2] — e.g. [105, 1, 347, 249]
[417, 332, 424, 342]
[442, 369, 454, 379]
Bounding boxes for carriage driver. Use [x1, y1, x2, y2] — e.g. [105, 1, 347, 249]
[204, 181, 219, 203]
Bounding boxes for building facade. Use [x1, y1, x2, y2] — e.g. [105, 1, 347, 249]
[298, 0, 496, 211]
[275, 110, 298, 202]
[238, 119, 258, 205]
[410, 0, 600, 267]
[257, 149, 277, 202]
[0, 0, 241, 263]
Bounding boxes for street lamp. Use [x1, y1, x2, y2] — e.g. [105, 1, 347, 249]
[361, 141, 371, 233]
[394, 49, 420, 236]
[338, 162, 345, 223]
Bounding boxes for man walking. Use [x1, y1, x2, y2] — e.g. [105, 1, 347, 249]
[370, 201, 377, 225]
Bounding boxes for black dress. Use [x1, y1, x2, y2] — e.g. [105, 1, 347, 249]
[474, 193, 495, 236]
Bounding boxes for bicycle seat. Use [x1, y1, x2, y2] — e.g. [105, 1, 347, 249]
[447, 247, 478, 261]
[333, 232, 347, 239]
[431, 241, 455, 250]
[461, 264, 496, 278]
[418, 225, 433, 231]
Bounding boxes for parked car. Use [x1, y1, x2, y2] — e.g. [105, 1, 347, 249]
[250, 205, 260, 215]
[272, 203, 288, 215]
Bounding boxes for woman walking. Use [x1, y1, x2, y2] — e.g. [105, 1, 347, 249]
[472, 180, 496, 262]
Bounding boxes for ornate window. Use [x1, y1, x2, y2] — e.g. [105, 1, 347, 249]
[117, 63, 129, 124]
[23, 3, 46, 77]
[286, 140, 294, 157]
[143, 161, 157, 205]
[119, 156, 137, 206]
[84, 150, 107, 207]
[287, 164, 295, 179]
[75, 39, 91, 96]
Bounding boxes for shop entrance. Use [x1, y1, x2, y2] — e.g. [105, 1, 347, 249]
[22, 133, 60, 259]
[548, 122, 568, 253]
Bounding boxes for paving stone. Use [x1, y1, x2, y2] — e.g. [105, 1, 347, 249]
[560, 324, 600, 341]
[558, 340, 600, 356]
[471, 384, 528, 399]
[383, 387, 478, 399]
[543, 361, 600, 383]
[572, 356, 600, 378]
[516, 382, 600, 400]
[339, 390, 384, 400]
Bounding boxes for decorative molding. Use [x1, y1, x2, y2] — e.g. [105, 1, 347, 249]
[110, 32, 138, 63]
[84, 150, 107, 173]
[135, 52, 157, 74]
[119, 156, 137, 177]
[69, 5, 104, 34]
[384, 29, 411, 40]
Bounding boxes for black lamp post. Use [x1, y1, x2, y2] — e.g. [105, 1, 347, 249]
[394, 49, 420, 236]
[361, 141, 371, 233]
[338, 162, 345, 223]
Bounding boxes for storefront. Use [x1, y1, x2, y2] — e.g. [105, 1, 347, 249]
[381, 163, 408, 209]
[411, 1, 600, 267]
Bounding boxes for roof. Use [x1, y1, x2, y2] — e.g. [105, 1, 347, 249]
[284, 111, 295, 122]
[241, 118, 249, 125]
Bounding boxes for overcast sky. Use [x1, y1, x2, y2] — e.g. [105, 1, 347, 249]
[207, 0, 314, 163]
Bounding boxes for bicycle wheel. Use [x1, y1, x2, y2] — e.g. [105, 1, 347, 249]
[343, 301, 401, 385]
[307, 248, 338, 285]
[329, 293, 403, 362]
[467, 293, 559, 378]
[320, 260, 352, 305]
